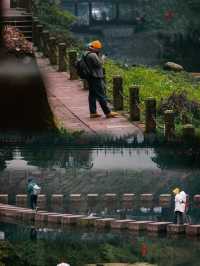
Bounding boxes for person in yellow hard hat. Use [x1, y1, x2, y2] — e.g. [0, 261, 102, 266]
[172, 187, 186, 224]
[83, 40, 118, 118]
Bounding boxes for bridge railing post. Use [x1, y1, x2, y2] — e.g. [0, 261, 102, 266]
[35, 24, 42, 50]
[129, 85, 140, 121]
[145, 97, 157, 133]
[68, 50, 79, 80]
[32, 18, 39, 46]
[42, 30, 50, 58]
[37, 25, 43, 52]
[49, 37, 57, 65]
[58, 43, 67, 72]
[164, 110, 175, 141]
[113, 75, 123, 111]
[182, 124, 195, 139]
[27, 0, 32, 13]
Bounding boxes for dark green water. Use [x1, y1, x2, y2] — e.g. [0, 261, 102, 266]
[0, 145, 200, 222]
[0, 221, 200, 266]
[1, 144, 200, 265]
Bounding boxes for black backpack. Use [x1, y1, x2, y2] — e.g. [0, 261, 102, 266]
[75, 53, 92, 80]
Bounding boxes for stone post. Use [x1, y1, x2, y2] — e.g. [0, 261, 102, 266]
[164, 110, 175, 141]
[37, 194, 47, 209]
[104, 193, 117, 211]
[49, 37, 57, 65]
[129, 85, 140, 121]
[113, 75, 123, 110]
[25, 0, 32, 13]
[145, 97, 157, 133]
[87, 194, 98, 209]
[35, 24, 43, 51]
[68, 50, 78, 80]
[58, 43, 67, 72]
[182, 124, 195, 139]
[51, 194, 63, 212]
[42, 30, 50, 57]
[37, 25, 43, 52]
[16, 194, 27, 207]
[0, 194, 8, 204]
[159, 194, 171, 207]
[27, 0, 32, 13]
[32, 18, 39, 46]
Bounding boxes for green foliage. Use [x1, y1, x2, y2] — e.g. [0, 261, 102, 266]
[100, 243, 137, 263]
[105, 60, 200, 130]
[0, 241, 25, 265]
[34, 0, 75, 28]
[33, 0, 78, 48]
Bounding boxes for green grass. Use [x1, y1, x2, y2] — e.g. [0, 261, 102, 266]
[105, 60, 200, 135]
[105, 60, 200, 112]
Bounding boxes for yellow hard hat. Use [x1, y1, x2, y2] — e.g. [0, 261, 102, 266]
[172, 188, 180, 194]
[89, 40, 102, 49]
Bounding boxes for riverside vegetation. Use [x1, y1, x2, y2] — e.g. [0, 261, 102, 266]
[105, 61, 200, 136]
[32, 1, 200, 140]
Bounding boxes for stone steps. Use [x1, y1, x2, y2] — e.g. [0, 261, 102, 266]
[0, 203, 200, 238]
[2, 14, 32, 40]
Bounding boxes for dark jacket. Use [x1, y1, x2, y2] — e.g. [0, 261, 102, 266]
[27, 181, 37, 196]
[84, 51, 104, 78]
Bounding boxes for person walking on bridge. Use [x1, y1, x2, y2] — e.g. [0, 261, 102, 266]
[84, 40, 118, 119]
[27, 175, 41, 211]
[172, 188, 186, 225]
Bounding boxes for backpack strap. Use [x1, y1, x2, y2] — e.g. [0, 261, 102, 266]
[82, 52, 93, 78]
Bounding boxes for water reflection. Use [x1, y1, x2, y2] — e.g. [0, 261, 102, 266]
[1, 145, 200, 221]
[1, 221, 200, 266]
[61, 0, 200, 70]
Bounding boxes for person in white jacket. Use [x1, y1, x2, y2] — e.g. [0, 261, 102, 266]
[173, 188, 186, 225]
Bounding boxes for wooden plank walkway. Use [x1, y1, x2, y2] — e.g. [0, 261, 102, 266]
[36, 53, 144, 137]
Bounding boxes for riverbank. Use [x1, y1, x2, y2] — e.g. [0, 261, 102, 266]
[105, 60, 200, 137]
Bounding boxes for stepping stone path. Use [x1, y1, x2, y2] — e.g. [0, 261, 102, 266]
[1, 204, 200, 239]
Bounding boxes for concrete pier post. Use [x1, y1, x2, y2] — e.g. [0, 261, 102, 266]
[32, 18, 39, 45]
[42, 30, 50, 57]
[68, 50, 78, 80]
[0, 194, 8, 204]
[16, 194, 27, 207]
[37, 25, 44, 52]
[159, 194, 171, 207]
[164, 110, 175, 141]
[113, 75, 123, 111]
[145, 98, 157, 133]
[129, 86, 140, 121]
[58, 43, 67, 72]
[49, 37, 57, 65]
[182, 124, 195, 139]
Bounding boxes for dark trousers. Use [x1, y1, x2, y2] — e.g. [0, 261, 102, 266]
[87, 78, 110, 115]
[173, 211, 184, 224]
[30, 194, 37, 210]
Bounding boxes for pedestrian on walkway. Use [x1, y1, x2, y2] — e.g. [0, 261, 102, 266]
[172, 187, 186, 225]
[27, 175, 41, 210]
[83, 40, 118, 119]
